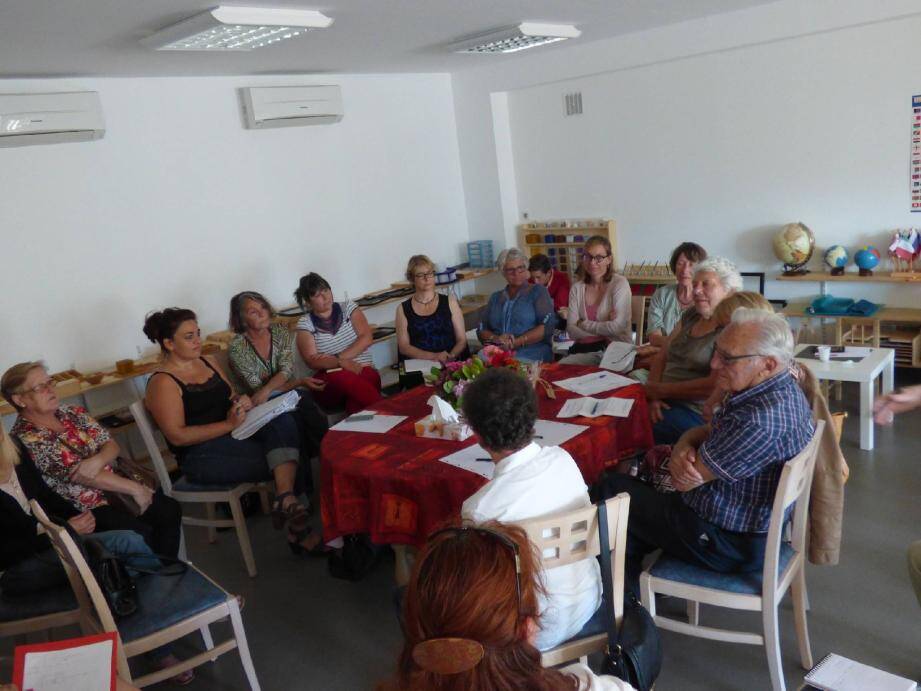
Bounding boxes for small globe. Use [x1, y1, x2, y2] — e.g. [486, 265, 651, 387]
[772, 222, 815, 273]
[823, 245, 849, 269]
[854, 246, 880, 271]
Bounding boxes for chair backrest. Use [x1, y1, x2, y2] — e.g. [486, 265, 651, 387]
[517, 493, 630, 628]
[762, 420, 824, 593]
[631, 295, 647, 345]
[128, 400, 174, 493]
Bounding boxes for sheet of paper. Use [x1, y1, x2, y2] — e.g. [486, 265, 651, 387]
[554, 370, 636, 396]
[438, 444, 495, 480]
[232, 390, 300, 440]
[330, 413, 407, 433]
[18, 637, 115, 691]
[557, 397, 634, 419]
[532, 419, 589, 446]
[404, 358, 441, 374]
[805, 652, 916, 691]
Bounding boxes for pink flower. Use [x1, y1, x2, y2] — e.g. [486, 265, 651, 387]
[445, 360, 466, 373]
[480, 344, 503, 360]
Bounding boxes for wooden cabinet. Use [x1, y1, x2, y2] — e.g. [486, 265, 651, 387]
[518, 219, 616, 278]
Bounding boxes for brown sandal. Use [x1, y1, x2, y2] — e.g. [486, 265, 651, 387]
[271, 492, 308, 532]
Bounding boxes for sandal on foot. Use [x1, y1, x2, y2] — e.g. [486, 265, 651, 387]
[154, 654, 195, 686]
[287, 527, 331, 557]
[271, 492, 308, 532]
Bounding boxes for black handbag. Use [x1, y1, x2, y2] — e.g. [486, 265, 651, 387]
[597, 499, 662, 691]
[80, 534, 139, 618]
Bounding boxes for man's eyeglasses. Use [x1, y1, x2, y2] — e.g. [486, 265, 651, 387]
[503, 265, 528, 275]
[414, 271, 436, 280]
[713, 346, 763, 363]
[425, 526, 522, 618]
[19, 379, 56, 395]
[583, 253, 609, 264]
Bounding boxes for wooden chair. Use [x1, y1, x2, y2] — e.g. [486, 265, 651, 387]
[0, 586, 87, 641]
[517, 493, 631, 668]
[30, 500, 261, 690]
[128, 401, 271, 578]
[639, 421, 824, 691]
[631, 295, 648, 345]
[832, 318, 881, 399]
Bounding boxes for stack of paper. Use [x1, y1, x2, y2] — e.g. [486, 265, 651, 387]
[232, 390, 300, 440]
[804, 653, 916, 691]
[404, 358, 441, 374]
[438, 444, 495, 479]
[330, 412, 407, 433]
[554, 371, 636, 396]
[557, 397, 634, 419]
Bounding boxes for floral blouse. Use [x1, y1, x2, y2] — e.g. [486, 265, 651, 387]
[12, 404, 112, 511]
[228, 323, 296, 394]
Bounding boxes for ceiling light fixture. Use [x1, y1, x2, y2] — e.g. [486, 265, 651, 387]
[142, 6, 333, 51]
[451, 22, 580, 54]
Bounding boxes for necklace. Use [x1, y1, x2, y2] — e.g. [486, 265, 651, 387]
[413, 293, 437, 306]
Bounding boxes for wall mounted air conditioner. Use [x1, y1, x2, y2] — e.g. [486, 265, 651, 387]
[0, 92, 105, 147]
[241, 85, 343, 129]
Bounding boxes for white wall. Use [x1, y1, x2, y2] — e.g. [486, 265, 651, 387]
[452, 0, 921, 307]
[0, 73, 469, 371]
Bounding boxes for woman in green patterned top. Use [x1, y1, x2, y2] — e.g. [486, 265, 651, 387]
[227, 291, 328, 459]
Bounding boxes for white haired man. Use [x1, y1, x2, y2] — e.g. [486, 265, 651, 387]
[600, 308, 814, 593]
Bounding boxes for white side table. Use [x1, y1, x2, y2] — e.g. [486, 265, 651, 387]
[794, 345, 895, 451]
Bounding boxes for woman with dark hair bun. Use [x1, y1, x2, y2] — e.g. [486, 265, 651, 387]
[381, 521, 634, 691]
[294, 273, 382, 414]
[143, 307, 326, 556]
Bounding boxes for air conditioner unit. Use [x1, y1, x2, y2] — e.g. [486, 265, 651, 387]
[0, 92, 105, 147]
[241, 85, 343, 129]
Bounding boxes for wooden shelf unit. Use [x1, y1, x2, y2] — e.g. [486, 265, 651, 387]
[776, 271, 921, 284]
[518, 219, 616, 279]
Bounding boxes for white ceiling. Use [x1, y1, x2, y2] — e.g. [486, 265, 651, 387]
[0, 0, 779, 77]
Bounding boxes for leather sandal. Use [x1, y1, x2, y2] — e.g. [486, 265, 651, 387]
[272, 492, 308, 532]
[287, 526, 331, 557]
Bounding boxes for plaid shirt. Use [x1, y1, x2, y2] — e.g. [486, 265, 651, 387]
[683, 369, 814, 533]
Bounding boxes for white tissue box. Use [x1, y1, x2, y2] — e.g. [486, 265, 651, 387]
[414, 416, 473, 441]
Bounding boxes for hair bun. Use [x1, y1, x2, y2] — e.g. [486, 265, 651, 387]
[412, 638, 484, 675]
[142, 311, 165, 343]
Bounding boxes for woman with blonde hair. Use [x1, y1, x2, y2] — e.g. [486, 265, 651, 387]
[562, 236, 632, 366]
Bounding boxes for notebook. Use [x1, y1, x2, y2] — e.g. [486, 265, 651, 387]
[804, 653, 916, 691]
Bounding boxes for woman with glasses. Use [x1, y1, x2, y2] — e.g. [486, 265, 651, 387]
[1, 362, 182, 559]
[394, 255, 469, 388]
[382, 521, 634, 691]
[561, 235, 632, 366]
[477, 248, 555, 363]
[294, 272, 382, 414]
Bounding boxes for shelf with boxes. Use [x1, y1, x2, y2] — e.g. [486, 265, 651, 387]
[518, 219, 617, 278]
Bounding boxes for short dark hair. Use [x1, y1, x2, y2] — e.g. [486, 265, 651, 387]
[143, 308, 197, 352]
[669, 242, 707, 274]
[294, 273, 332, 310]
[461, 368, 536, 452]
[228, 291, 275, 333]
[528, 254, 551, 273]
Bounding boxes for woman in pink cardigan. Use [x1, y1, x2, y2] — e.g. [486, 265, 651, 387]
[561, 235, 632, 366]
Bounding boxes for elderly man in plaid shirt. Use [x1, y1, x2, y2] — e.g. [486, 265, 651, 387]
[599, 308, 814, 594]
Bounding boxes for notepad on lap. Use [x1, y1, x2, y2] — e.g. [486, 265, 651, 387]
[804, 653, 916, 691]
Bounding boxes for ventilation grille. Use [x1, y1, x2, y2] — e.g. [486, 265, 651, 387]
[564, 92, 583, 116]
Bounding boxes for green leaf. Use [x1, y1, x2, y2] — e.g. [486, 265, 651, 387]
[444, 380, 455, 394]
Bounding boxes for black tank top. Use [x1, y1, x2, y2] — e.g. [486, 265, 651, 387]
[152, 358, 232, 428]
[400, 294, 456, 357]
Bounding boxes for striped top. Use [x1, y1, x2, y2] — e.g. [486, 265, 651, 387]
[296, 300, 373, 366]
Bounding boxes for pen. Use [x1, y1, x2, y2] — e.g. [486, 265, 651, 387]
[532, 435, 544, 439]
[475, 458, 492, 462]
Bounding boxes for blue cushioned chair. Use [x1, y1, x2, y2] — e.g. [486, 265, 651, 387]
[0, 583, 86, 642]
[639, 421, 824, 691]
[129, 400, 271, 578]
[31, 500, 261, 690]
[516, 493, 631, 668]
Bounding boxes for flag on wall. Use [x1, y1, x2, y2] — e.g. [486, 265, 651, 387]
[913, 94, 921, 212]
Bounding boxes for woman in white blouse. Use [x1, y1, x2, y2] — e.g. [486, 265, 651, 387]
[561, 235, 632, 366]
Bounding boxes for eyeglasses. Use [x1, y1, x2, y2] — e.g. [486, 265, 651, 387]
[713, 346, 763, 363]
[425, 526, 522, 618]
[503, 265, 528, 275]
[19, 379, 56, 395]
[583, 253, 610, 264]
[414, 271, 436, 280]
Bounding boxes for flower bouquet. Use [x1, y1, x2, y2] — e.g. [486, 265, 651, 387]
[424, 344, 529, 410]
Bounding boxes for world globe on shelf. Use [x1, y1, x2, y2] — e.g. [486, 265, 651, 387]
[823, 245, 849, 275]
[854, 246, 881, 276]
[772, 222, 815, 275]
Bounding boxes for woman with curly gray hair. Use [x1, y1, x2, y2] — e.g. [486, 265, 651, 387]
[645, 256, 743, 444]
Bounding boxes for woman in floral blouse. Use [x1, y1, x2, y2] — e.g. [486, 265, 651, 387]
[1, 361, 182, 558]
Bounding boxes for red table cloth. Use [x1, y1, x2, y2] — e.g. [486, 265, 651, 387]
[320, 363, 653, 546]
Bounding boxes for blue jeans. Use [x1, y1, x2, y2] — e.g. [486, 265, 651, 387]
[652, 402, 705, 445]
[181, 412, 300, 484]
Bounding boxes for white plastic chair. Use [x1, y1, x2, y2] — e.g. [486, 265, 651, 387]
[640, 420, 824, 691]
[128, 401, 271, 578]
[516, 493, 631, 668]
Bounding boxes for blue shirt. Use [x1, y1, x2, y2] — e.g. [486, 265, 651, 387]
[683, 369, 814, 533]
[479, 283, 554, 362]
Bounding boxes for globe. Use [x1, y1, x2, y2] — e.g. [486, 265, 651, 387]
[772, 222, 815, 275]
[854, 246, 881, 275]
[823, 245, 849, 275]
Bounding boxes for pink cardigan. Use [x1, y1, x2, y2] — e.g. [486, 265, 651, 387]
[566, 274, 632, 344]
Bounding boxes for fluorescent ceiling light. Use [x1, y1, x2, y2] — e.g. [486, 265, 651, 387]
[142, 6, 333, 51]
[451, 22, 580, 54]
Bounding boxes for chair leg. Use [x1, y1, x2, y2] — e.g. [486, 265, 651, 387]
[178, 528, 189, 562]
[791, 568, 814, 670]
[687, 600, 699, 626]
[200, 624, 217, 662]
[258, 488, 271, 515]
[228, 597, 262, 691]
[762, 600, 786, 691]
[640, 574, 656, 616]
[205, 503, 218, 544]
[229, 496, 258, 578]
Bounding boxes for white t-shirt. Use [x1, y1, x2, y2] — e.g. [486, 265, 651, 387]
[562, 663, 637, 691]
[461, 442, 603, 651]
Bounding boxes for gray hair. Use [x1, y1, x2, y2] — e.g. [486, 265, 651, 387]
[496, 247, 528, 270]
[728, 307, 794, 366]
[693, 256, 743, 292]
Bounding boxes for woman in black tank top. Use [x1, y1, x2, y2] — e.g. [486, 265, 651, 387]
[143, 308, 327, 556]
